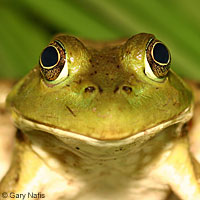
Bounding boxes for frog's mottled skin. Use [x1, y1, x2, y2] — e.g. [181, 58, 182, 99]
[0, 33, 200, 200]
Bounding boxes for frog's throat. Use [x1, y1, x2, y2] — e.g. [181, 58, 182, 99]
[10, 104, 193, 147]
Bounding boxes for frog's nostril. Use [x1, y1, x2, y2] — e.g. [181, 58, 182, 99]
[84, 86, 96, 93]
[122, 86, 132, 94]
[114, 87, 119, 93]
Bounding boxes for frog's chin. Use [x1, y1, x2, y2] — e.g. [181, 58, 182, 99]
[10, 105, 193, 145]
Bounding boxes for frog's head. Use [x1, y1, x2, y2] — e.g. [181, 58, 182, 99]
[7, 33, 193, 140]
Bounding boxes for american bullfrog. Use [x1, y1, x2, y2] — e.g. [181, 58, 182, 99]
[0, 33, 200, 200]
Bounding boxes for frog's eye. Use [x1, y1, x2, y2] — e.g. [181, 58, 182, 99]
[145, 39, 171, 82]
[39, 40, 68, 84]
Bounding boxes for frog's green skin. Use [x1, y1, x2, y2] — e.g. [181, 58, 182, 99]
[1, 33, 200, 200]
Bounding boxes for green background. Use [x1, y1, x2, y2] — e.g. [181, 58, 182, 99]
[0, 0, 200, 80]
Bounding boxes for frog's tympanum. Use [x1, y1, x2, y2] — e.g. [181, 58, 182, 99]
[1, 33, 200, 200]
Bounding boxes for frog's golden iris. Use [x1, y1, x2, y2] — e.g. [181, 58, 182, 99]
[39, 40, 68, 83]
[145, 39, 171, 81]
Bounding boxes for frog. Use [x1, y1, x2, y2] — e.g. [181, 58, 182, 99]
[0, 33, 200, 200]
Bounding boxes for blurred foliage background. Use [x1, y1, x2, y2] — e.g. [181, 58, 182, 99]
[0, 0, 200, 80]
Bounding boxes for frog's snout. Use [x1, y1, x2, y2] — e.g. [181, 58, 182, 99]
[83, 84, 133, 95]
[84, 86, 96, 93]
[118, 86, 132, 94]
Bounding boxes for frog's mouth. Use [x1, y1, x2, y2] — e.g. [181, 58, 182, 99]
[11, 105, 193, 146]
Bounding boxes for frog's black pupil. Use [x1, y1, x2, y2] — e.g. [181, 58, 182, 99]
[41, 46, 58, 67]
[153, 43, 169, 64]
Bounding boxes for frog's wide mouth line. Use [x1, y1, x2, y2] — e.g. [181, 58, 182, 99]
[10, 105, 193, 147]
